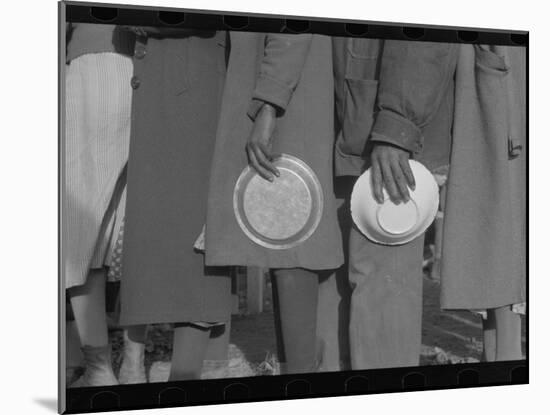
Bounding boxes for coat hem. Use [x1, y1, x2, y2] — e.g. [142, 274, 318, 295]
[204, 257, 344, 271]
[119, 312, 231, 327]
[441, 297, 526, 312]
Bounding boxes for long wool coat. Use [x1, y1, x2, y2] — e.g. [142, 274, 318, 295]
[440, 45, 526, 310]
[204, 32, 344, 270]
[119, 32, 232, 326]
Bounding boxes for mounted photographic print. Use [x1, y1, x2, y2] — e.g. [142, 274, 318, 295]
[58, 1, 528, 413]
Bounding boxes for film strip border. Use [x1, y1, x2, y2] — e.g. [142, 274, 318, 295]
[64, 1, 528, 46]
[65, 360, 527, 413]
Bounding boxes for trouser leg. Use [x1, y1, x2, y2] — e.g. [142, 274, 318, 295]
[482, 311, 497, 362]
[317, 268, 351, 371]
[493, 306, 522, 361]
[348, 226, 424, 369]
[69, 268, 110, 347]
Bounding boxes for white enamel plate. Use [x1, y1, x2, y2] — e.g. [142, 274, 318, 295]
[351, 160, 439, 245]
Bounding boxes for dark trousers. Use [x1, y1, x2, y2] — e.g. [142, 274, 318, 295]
[271, 178, 354, 373]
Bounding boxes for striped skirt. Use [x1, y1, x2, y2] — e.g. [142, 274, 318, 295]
[65, 52, 133, 289]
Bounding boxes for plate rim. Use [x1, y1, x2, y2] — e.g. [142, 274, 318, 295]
[350, 160, 439, 246]
[233, 153, 324, 250]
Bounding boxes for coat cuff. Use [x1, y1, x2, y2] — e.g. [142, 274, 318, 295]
[247, 74, 294, 120]
[370, 110, 423, 154]
[247, 99, 266, 121]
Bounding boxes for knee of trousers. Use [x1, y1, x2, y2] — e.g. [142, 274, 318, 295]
[347, 228, 424, 296]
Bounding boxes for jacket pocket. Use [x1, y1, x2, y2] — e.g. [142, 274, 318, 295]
[346, 38, 381, 59]
[474, 45, 509, 75]
[339, 78, 379, 157]
[345, 38, 381, 79]
[473, 45, 510, 161]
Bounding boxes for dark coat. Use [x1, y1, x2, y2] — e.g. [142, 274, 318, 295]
[66, 23, 135, 63]
[204, 32, 344, 270]
[119, 32, 232, 326]
[332, 38, 456, 176]
[334, 38, 526, 310]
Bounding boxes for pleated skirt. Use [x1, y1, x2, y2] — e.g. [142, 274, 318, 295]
[64, 52, 133, 289]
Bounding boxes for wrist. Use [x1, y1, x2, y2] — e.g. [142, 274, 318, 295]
[259, 102, 277, 117]
[248, 99, 279, 121]
[372, 141, 412, 155]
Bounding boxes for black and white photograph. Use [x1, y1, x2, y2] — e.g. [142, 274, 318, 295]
[57, 1, 527, 412]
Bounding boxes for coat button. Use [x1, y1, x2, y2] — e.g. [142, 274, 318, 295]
[508, 138, 523, 158]
[130, 76, 141, 90]
[134, 46, 147, 59]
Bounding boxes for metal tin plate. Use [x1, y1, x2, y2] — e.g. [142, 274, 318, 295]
[233, 154, 323, 249]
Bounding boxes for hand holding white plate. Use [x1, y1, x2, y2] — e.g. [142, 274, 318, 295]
[351, 160, 439, 245]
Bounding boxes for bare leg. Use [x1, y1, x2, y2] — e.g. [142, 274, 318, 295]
[66, 320, 84, 368]
[494, 306, 522, 361]
[66, 319, 85, 384]
[69, 268, 109, 347]
[68, 268, 118, 386]
[119, 325, 148, 384]
[482, 311, 497, 362]
[272, 268, 320, 374]
[168, 324, 210, 381]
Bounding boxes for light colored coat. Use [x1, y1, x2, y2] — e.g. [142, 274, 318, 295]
[441, 45, 526, 310]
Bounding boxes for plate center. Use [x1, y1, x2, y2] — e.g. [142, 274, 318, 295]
[243, 168, 312, 240]
[376, 199, 418, 235]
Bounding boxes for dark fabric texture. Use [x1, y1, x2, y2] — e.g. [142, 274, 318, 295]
[271, 268, 322, 374]
[120, 32, 232, 326]
[315, 177, 355, 372]
[332, 38, 456, 176]
[205, 32, 344, 270]
[66, 23, 135, 63]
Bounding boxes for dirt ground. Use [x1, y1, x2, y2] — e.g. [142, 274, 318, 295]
[99, 272, 525, 382]
[65, 241, 525, 384]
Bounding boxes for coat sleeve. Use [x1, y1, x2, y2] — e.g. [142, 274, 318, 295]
[247, 34, 313, 119]
[370, 40, 458, 153]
